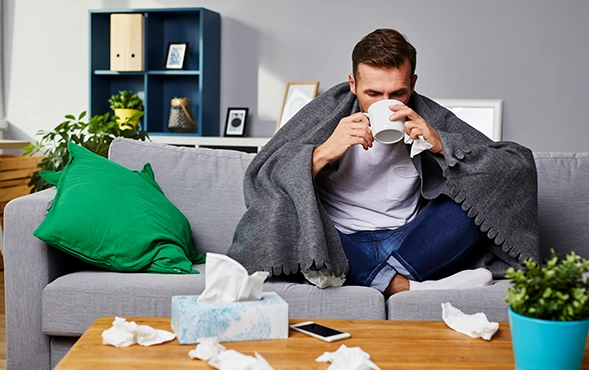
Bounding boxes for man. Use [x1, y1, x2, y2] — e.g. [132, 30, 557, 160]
[227, 29, 539, 295]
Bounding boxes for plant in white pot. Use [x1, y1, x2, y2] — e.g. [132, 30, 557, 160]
[505, 250, 589, 370]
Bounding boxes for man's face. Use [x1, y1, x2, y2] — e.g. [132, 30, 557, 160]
[349, 59, 417, 112]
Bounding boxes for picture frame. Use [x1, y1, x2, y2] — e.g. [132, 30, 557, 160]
[276, 81, 320, 132]
[434, 99, 503, 141]
[224, 107, 249, 137]
[165, 42, 189, 70]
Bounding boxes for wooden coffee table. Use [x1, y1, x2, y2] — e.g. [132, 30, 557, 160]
[53, 316, 588, 369]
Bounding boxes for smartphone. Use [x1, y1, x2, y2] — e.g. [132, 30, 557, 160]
[290, 321, 351, 342]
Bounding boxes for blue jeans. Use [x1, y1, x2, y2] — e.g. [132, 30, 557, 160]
[338, 196, 484, 292]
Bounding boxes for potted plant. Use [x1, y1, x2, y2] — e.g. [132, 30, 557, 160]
[505, 250, 589, 370]
[24, 111, 149, 192]
[108, 90, 145, 129]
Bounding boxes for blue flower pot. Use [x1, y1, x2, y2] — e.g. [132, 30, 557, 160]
[509, 307, 589, 370]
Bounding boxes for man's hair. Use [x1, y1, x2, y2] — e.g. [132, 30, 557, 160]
[352, 28, 417, 80]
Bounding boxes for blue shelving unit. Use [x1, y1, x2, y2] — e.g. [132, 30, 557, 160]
[89, 8, 221, 136]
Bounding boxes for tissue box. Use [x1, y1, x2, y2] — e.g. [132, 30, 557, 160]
[171, 292, 289, 344]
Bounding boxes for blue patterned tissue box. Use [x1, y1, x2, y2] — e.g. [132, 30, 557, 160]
[171, 292, 289, 344]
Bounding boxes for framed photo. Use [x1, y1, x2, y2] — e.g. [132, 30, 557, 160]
[224, 107, 249, 137]
[165, 42, 189, 69]
[276, 81, 320, 132]
[434, 99, 503, 141]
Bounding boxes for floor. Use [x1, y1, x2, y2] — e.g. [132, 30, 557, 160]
[0, 269, 6, 369]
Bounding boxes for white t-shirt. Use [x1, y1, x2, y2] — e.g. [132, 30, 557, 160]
[316, 141, 421, 234]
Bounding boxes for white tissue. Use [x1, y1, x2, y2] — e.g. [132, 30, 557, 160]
[441, 302, 499, 341]
[209, 350, 274, 370]
[404, 133, 433, 158]
[316, 344, 381, 370]
[188, 337, 226, 361]
[102, 317, 176, 347]
[189, 337, 274, 370]
[302, 267, 345, 288]
[197, 253, 270, 303]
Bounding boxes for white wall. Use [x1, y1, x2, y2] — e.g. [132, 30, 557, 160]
[3, 0, 589, 152]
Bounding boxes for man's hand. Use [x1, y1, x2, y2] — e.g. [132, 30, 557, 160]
[312, 112, 373, 176]
[391, 104, 443, 155]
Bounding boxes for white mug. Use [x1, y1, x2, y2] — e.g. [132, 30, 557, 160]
[364, 99, 405, 144]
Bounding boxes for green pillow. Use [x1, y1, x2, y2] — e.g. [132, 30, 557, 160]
[34, 142, 205, 273]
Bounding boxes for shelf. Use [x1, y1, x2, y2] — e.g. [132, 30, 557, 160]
[94, 70, 144, 75]
[94, 70, 202, 76]
[147, 70, 201, 76]
[89, 8, 220, 137]
[149, 135, 271, 152]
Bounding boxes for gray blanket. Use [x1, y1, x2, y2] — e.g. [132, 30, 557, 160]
[227, 82, 540, 279]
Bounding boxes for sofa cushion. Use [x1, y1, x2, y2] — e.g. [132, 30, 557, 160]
[42, 270, 386, 336]
[109, 139, 256, 255]
[34, 142, 205, 274]
[386, 280, 511, 322]
[42, 270, 207, 336]
[534, 152, 589, 260]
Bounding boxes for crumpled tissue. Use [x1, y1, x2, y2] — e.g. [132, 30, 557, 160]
[302, 266, 344, 288]
[102, 316, 175, 347]
[316, 344, 381, 370]
[441, 302, 499, 341]
[404, 133, 433, 158]
[188, 337, 274, 370]
[197, 253, 270, 303]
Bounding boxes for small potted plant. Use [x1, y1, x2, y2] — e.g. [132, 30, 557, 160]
[505, 250, 589, 370]
[108, 90, 145, 129]
[24, 111, 149, 192]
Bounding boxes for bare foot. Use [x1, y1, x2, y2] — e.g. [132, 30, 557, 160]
[384, 274, 410, 297]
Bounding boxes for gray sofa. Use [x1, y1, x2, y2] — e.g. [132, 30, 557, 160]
[4, 138, 589, 369]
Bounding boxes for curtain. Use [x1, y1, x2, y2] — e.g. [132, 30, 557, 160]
[0, 0, 6, 131]
[0, 1, 4, 253]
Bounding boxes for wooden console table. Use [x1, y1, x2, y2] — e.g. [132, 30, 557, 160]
[0, 140, 30, 150]
[0, 141, 42, 226]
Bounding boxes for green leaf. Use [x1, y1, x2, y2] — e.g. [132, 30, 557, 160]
[108, 90, 144, 111]
[24, 109, 149, 192]
[505, 250, 589, 321]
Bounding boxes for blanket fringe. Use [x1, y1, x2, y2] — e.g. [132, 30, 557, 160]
[450, 184, 528, 263]
[268, 259, 337, 277]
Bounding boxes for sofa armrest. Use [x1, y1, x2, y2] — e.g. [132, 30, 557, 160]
[3, 188, 65, 370]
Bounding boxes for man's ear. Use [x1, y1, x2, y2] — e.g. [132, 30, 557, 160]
[411, 74, 418, 92]
[348, 73, 357, 95]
